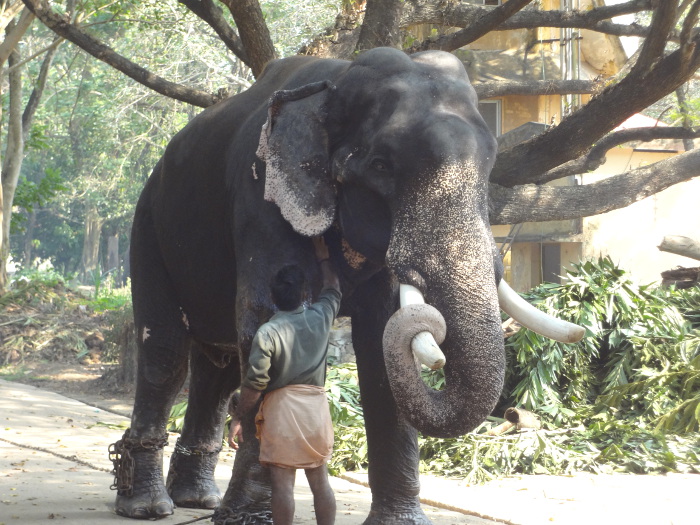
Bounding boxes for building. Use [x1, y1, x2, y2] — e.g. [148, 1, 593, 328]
[460, 0, 699, 291]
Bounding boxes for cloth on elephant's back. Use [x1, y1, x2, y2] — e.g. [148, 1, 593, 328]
[255, 384, 333, 469]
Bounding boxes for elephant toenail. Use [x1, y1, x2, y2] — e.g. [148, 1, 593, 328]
[129, 506, 149, 519]
[202, 495, 221, 509]
[154, 501, 174, 516]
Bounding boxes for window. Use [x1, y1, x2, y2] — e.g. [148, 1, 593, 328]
[469, 0, 502, 5]
[478, 100, 502, 137]
[542, 244, 562, 285]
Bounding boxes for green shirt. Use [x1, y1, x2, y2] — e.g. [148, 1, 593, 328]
[244, 287, 342, 392]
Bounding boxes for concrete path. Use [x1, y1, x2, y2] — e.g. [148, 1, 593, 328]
[1, 379, 697, 524]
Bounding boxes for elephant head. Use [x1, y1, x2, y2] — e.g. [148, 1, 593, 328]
[257, 48, 582, 438]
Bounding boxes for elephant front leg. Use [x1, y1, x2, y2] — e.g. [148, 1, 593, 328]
[214, 310, 273, 525]
[352, 270, 432, 525]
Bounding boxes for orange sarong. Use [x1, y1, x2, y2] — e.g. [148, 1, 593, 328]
[255, 384, 334, 469]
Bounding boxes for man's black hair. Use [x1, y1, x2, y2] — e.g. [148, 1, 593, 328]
[271, 265, 306, 311]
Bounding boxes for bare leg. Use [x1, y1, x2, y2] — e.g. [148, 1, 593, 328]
[269, 465, 297, 525]
[305, 465, 336, 525]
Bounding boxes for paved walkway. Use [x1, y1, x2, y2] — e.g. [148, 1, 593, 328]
[1, 379, 697, 524]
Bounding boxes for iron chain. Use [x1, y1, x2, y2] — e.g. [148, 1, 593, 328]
[173, 437, 222, 457]
[108, 428, 168, 496]
[215, 508, 273, 525]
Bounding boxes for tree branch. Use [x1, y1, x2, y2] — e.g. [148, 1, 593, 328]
[0, 1, 24, 32]
[406, 0, 533, 53]
[178, 0, 249, 67]
[21, 0, 219, 107]
[356, 0, 404, 51]
[0, 7, 33, 67]
[490, 28, 700, 186]
[401, 0, 656, 48]
[220, 0, 275, 77]
[536, 127, 700, 182]
[633, 0, 678, 75]
[22, 36, 60, 141]
[475, 79, 597, 100]
[489, 148, 700, 224]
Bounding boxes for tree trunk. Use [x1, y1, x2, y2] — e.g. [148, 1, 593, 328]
[117, 316, 138, 389]
[221, 0, 275, 78]
[106, 233, 119, 280]
[658, 235, 700, 262]
[1, 48, 25, 291]
[80, 203, 103, 282]
[675, 86, 695, 152]
[22, 208, 36, 266]
[356, 0, 404, 51]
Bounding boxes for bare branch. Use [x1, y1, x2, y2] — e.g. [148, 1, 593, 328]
[178, 0, 249, 67]
[22, 36, 60, 140]
[537, 127, 700, 182]
[2, 34, 62, 76]
[402, 0, 656, 45]
[0, 7, 33, 67]
[407, 0, 533, 53]
[491, 30, 700, 186]
[0, 1, 24, 32]
[489, 148, 700, 224]
[21, 0, 219, 107]
[475, 79, 597, 100]
[633, 1, 678, 74]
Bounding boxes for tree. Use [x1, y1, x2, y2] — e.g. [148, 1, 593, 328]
[0, 1, 66, 290]
[14, 1, 700, 247]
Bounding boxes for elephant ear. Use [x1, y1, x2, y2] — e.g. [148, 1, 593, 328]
[256, 80, 337, 236]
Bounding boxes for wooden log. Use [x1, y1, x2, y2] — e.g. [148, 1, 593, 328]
[658, 235, 700, 262]
[504, 407, 542, 430]
[486, 420, 515, 436]
[486, 407, 543, 435]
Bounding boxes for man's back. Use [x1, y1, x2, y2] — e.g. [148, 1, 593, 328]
[246, 288, 341, 391]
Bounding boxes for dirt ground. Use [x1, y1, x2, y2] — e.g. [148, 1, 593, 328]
[0, 282, 139, 408]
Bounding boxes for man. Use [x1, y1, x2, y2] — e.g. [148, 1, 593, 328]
[231, 237, 341, 525]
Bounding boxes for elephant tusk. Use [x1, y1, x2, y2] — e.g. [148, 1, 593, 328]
[497, 280, 585, 343]
[399, 284, 447, 370]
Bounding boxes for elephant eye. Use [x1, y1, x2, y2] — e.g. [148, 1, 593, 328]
[370, 158, 391, 173]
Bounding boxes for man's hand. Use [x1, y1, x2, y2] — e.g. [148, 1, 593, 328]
[312, 236, 340, 292]
[228, 420, 243, 449]
[312, 236, 330, 261]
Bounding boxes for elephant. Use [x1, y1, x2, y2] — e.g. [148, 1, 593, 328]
[111, 46, 583, 524]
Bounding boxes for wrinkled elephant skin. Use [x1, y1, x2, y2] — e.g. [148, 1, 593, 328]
[123, 47, 502, 524]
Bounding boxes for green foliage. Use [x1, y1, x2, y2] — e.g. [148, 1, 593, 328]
[168, 400, 188, 433]
[503, 257, 700, 434]
[12, 168, 68, 234]
[325, 363, 367, 474]
[163, 258, 699, 481]
[1, 267, 67, 308]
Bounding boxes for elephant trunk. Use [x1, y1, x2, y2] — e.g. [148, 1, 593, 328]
[385, 204, 506, 438]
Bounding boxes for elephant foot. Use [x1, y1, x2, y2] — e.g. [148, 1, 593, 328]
[215, 458, 272, 525]
[115, 487, 174, 519]
[109, 429, 173, 519]
[166, 438, 222, 509]
[362, 502, 432, 525]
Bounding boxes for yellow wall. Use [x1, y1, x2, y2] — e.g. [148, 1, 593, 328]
[581, 149, 700, 285]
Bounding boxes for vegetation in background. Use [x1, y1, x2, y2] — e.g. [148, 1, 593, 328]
[324, 258, 700, 480]
[3, 260, 698, 482]
[0, 268, 130, 367]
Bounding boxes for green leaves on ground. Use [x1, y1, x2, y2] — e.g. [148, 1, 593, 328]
[165, 258, 699, 481]
[503, 256, 700, 434]
[326, 258, 700, 479]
